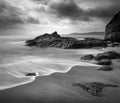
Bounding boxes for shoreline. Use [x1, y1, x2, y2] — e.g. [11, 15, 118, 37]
[0, 46, 103, 91]
[0, 64, 119, 103]
[0, 59, 100, 91]
[0, 47, 120, 103]
[0, 46, 118, 91]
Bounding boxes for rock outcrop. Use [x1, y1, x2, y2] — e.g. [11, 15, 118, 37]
[26, 31, 107, 49]
[26, 31, 80, 49]
[105, 11, 120, 42]
[72, 82, 118, 97]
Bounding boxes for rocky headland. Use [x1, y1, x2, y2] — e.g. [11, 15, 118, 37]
[25, 31, 107, 49]
[25, 10, 120, 49]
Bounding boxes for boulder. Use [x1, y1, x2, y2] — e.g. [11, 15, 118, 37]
[98, 66, 113, 71]
[95, 51, 120, 60]
[81, 54, 94, 60]
[96, 59, 112, 65]
[105, 11, 120, 42]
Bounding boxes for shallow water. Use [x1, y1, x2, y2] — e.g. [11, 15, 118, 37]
[0, 37, 103, 90]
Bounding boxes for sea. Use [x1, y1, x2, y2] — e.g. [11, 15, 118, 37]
[0, 30, 104, 90]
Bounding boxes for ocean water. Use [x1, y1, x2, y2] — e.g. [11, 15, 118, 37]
[0, 35, 104, 90]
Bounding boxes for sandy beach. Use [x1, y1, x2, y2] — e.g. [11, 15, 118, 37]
[1, 0, 120, 102]
[0, 46, 120, 103]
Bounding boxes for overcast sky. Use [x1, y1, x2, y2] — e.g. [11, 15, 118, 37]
[0, 0, 120, 34]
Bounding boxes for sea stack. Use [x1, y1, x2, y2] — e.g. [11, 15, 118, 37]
[105, 11, 120, 42]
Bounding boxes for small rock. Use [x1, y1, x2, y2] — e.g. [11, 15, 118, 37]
[98, 66, 113, 71]
[26, 72, 37, 76]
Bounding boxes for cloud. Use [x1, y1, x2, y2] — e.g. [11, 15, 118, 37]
[31, 0, 120, 23]
[0, 0, 120, 26]
[1, 0, 120, 33]
[86, 6, 120, 22]
[0, 0, 40, 25]
[48, 0, 91, 21]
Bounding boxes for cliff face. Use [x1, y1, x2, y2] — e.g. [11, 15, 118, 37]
[25, 31, 107, 49]
[105, 12, 120, 42]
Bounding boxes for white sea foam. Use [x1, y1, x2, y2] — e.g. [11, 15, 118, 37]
[1, 56, 99, 75]
[0, 56, 100, 90]
[0, 76, 35, 90]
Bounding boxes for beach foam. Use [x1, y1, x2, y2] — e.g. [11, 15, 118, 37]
[0, 56, 100, 90]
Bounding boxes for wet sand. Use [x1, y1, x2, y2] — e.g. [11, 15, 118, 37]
[0, 64, 120, 103]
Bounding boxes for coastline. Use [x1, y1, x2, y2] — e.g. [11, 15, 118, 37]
[0, 47, 120, 103]
[0, 56, 100, 91]
[0, 2, 120, 102]
[0, 46, 103, 91]
[0, 65, 119, 103]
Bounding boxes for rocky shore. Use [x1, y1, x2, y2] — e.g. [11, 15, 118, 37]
[25, 31, 107, 49]
[0, 9, 120, 103]
[81, 51, 120, 71]
[25, 10, 120, 49]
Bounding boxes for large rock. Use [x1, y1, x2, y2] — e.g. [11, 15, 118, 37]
[81, 54, 94, 60]
[25, 31, 107, 49]
[96, 59, 112, 65]
[105, 11, 120, 42]
[95, 51, 120, 60]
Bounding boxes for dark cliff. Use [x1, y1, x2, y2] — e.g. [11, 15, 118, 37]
[105, 11, 120, 42]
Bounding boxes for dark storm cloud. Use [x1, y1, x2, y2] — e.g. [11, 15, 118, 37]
[32, 0, 120, 22]
[49, 0, 91, 21]
[0, 0, 40, 25]
[86, 6, 120, 22]
[0, 1, 23, 24]
[1, 0, 119, 26]
[49, 0, 120, 22]
[84, 0, 120, 21]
